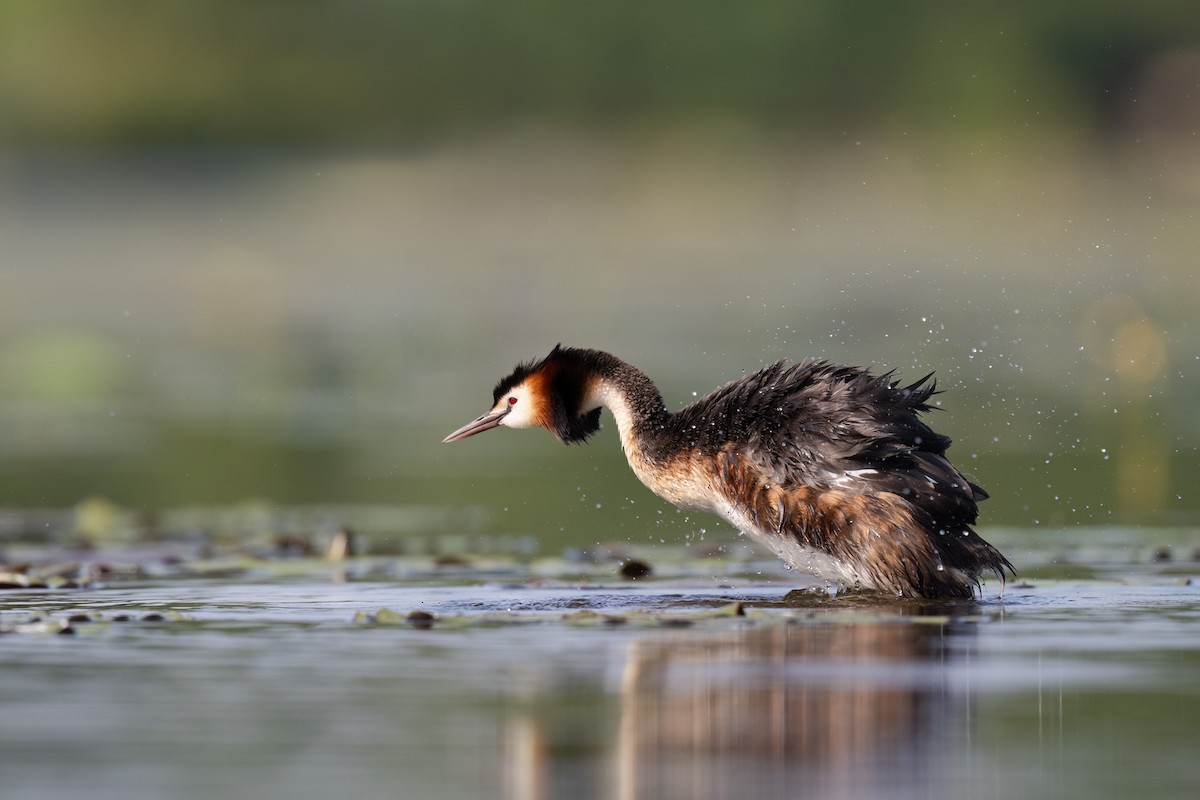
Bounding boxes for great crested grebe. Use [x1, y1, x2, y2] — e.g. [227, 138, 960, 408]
[443, 345, 1013, 598]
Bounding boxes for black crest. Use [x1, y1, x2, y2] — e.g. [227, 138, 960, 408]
[492, 357, 538, 405]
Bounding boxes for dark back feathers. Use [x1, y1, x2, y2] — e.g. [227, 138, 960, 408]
[660, 360, 985, 525]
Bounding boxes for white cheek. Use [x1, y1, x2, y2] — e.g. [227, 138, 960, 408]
[499, 386, 541, 429]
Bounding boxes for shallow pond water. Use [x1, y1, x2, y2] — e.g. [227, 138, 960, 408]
[2, 528, 1199, 800]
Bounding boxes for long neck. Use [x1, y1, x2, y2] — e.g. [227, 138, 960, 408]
[580, 353, 716, 514]
[580, 353, 670, 460]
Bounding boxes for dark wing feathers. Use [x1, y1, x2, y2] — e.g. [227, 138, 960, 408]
[671, 360, 985, 524]
[660, 358, 1011, 592]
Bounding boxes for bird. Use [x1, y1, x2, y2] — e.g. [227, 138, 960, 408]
[443, 345, 1013, 598]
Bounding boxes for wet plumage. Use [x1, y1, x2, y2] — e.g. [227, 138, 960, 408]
[444, 345, 1013, 598]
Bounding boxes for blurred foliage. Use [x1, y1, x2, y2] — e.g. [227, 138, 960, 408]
[1, 1, 1198, 145]
[0, 1, 1197, 540]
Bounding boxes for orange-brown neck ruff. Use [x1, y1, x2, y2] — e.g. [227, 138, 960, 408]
[511, 346, 616, 443]
[531, 347, 667, 445]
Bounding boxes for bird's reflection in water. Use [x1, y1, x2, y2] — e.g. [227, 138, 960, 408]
[503, 614, 974, 800]
[617, 617, 970, 800]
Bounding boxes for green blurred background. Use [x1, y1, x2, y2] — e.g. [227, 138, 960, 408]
[0, 1, 1197, 548]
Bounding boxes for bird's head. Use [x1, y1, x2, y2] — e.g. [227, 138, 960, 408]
[442, 345, 603, 445]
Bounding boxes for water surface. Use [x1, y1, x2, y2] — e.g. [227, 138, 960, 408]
[2, 529, 1198, 800]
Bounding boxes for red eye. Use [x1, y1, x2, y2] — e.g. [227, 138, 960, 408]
[508, 396, 518, 405]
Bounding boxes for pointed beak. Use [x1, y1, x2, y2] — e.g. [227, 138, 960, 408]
[442, 408, 510, 443]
